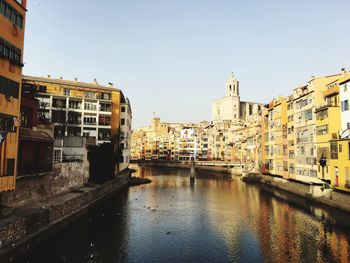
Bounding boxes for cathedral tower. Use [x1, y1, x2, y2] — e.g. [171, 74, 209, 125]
[226, 73, 239, 97]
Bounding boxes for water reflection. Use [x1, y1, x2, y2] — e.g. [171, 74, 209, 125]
[16, 165, 350, 263]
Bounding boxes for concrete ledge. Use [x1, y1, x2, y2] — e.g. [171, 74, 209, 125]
[258, 173, 350, 213]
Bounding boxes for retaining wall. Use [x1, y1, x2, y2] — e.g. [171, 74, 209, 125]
[2, 161, 89, 207]
[0, 171, 130, 262]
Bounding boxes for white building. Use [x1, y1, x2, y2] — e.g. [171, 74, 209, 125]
[340, 77, 350, 137]
[212, 74, 263, 124]
[177, 127, 198, 161]
[120, 97, 132, 171]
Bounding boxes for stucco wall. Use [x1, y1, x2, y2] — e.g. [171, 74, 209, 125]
[2, 161, 89, 206]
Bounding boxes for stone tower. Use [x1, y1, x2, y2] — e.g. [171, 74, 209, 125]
[212, 73, 241, 123]
[226, 73, 239, 97]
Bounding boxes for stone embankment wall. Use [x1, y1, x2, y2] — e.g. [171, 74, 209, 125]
[2, 161, 89, 206]
[0, 171, 130, 261]
[260, 174, 350, 213]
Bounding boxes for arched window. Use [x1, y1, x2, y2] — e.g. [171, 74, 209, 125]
[229, 85, 232, 91]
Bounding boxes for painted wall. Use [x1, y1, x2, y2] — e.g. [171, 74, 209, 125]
[0, 0, 27, 191]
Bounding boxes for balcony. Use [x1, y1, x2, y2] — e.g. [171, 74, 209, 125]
[322, 86, 339, 98]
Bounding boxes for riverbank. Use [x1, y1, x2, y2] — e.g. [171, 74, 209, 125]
[138, 160, 233, 174]
[137, 161, 350, 214]
[0, 169, 131, 262]
[259, 174, 350, 213]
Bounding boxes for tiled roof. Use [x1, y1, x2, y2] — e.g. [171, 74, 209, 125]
[23, 75, 121, 92]
[20, 128, 54, 142]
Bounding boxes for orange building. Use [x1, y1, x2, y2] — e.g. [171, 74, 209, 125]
[0, 0, 27, 192]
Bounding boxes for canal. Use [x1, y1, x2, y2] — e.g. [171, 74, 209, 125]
[16, 166, 350, 263]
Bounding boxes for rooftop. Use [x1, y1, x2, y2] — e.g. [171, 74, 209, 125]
[23, 75, 121, 93]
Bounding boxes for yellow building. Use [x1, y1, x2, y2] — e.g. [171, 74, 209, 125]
[262, 96, 287, 177]
[315, 81, 341, 182]
[286, 95, 295, 179]
[0, 0, 27, 192]
[22, 76, 122, 141]
[291, 74, 342, 184]
[315, 73, 350, 192]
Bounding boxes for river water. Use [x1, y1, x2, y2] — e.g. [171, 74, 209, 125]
[16, 165, 350, 263]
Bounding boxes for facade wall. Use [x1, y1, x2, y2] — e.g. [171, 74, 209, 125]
[0, 0, 27, 192]
[340, 79, 350, 132]
[120, 99, 132, 171]
[22, 76, 121, 145]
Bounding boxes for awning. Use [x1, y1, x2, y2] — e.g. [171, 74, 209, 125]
[19, 127, 54, 142]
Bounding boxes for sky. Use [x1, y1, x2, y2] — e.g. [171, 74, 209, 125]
[23, 0, 350, 128]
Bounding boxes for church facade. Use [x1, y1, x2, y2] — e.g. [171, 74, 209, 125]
[212, 74, 263, 125]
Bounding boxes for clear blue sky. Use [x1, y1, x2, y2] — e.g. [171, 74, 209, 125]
[23, 0, 350, 128]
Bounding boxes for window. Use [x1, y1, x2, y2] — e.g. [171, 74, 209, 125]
[99, 93, 111, 100]
[0, 113, 16, 132]
[64, 88, 70, 96]
[100, 103, 112, 112]
[6, 159, 15, 176]
[54, 150, 62, 163]
[84, 116, 97, 125]
[304, 109, 313, 121]
[289, 150, 295, 159]
[69, 100, 81, 109]
[84, 102, 97, 111]
[67, 111, 81, 124]
[38, 85, 47, 93]
[52, 98, 66, 108]
[335, 167, 339, 186]
[316, 109, 328, 120]
[0, 1, 23, 28]
[316, 125, 328, 135]
[98, 128, 110, 141]
[67, 126, 81, 136]
[121, 106, 126, 112]
[121, 118, 125, 125]
[98, 115, 111, 126]
[344, 84, 348, 92]
[84, 91, 96, 99]
[309, 170, 317, 177]
[341, 100, 349, 111]
[52, 110, 66, 123]
[0, 75, 20, 98]
[0, 37, 22, 66]
[330, 142, 338, 159]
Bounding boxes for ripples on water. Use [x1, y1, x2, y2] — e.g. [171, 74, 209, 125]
[16, 165, 350, 263]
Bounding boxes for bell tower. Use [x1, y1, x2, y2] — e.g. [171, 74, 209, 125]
[226, 73, 239, 97]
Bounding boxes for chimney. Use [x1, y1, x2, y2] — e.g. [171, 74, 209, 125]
[59, 76, 63, 80]
[93, 78, 98, 85]
[74, 77, 78, 82]
[47, 74, 51, 78]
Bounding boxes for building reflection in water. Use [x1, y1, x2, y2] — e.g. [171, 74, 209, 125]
[16, 165, 350, 263]
[188, 169, 350, 263]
